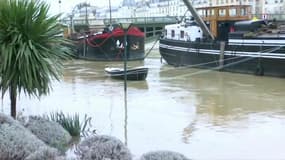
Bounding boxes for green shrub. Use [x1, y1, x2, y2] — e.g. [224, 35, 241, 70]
[44, 112, 93, 137]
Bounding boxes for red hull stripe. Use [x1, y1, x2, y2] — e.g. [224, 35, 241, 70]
[89, 26, 144, 40]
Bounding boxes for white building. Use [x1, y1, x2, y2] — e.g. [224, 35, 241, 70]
[67, 0, 285, 23]
[263, 0, 284, 14]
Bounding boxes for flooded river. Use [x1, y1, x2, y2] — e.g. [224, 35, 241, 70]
[2, 50, 285, 159]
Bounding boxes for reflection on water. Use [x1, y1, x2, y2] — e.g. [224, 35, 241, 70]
[2, 57, 285, 159]
[124, 94, 128, 146]
[159, 65, 285, 159]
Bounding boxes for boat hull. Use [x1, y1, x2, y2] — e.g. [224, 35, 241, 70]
[105, 67, 148, 81]
[74, 35, 145, 61]
[159, 38, 285, 77]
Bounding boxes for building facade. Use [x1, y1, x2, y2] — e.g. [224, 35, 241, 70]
[66, 0, 285, 24]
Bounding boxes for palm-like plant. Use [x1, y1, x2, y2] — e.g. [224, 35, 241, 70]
[0, 0, 71, 118]
[45, 112, 93, 137]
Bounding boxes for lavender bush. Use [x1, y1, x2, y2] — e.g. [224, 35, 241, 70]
[25, 147, 64, 160]
[0, 113, 61, 160]
[75, 135, 132, 160]
[24, 116, 72, 152]
[140, 151, 190, 160]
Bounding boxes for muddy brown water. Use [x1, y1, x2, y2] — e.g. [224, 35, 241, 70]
[2, 52, 285, 159]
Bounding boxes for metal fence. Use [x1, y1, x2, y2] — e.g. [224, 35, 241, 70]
[62, 16, 178, 26]
[61, 14, 285, 26]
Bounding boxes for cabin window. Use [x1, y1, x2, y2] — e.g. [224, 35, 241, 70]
[180, 31, 185, 39]
[171, 30, 175, 38]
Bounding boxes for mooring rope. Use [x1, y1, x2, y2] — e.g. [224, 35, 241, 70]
[144, 35, 160, 59]
[160, 45, 283, 79]
[161, 56, 255, 80]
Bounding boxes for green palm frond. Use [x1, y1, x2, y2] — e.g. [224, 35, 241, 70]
[0, 0, 72, 99]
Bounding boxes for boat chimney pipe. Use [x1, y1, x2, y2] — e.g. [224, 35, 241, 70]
[182, 0, 215, 40]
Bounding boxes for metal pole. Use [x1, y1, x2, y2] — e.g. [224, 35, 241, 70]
[219, 41, 225, 70]
[124, 92, 128, 145]
[71, 16, 74, 34]
[123, 29, 128, 146]
[85, 1, 88, 25]
[124, 30, 127, 95]
[109, 0, 112, 24]
[58, 0, 61, 22]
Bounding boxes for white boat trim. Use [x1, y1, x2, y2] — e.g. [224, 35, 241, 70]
[160, 44, 285, 59]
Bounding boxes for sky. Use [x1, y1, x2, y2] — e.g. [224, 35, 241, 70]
[44, 0, 122, 15]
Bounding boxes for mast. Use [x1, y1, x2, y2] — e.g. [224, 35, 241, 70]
[182, 0, 215, 40]
[85, 1, 88, 25]
[109, 0, 112, 25]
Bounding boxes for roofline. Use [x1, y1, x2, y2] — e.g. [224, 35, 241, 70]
[196, 5, 251, 10]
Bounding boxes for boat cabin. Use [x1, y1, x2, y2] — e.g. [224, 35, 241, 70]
[196, 5, 252, 40]
[164, 18, 203, 42]
[163, 5, 253, 42]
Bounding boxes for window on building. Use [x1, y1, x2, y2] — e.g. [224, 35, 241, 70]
[274, 7, 278, 10]
[241, 8, 246, 15]
[219, 9, 226, 16]
[208, 9, 214, 16]
[229, 8, 237, 16]
[264, 8, 268, 12]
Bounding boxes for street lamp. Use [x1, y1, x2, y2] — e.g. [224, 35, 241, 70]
[58, 0, 62, 22]
[120, 22, 131, 94]
[120, 22, 131, 146]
